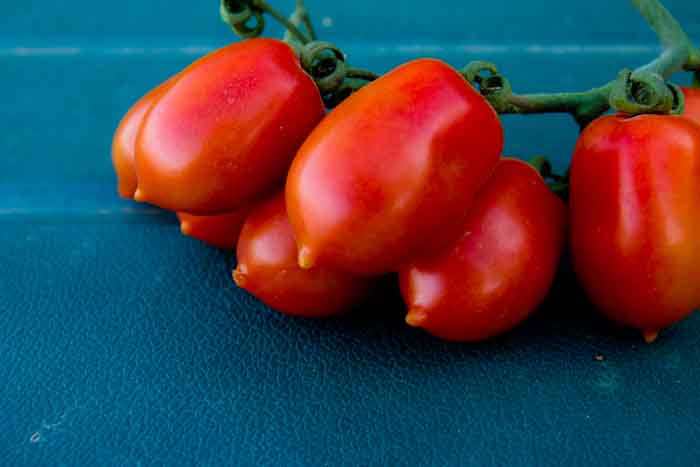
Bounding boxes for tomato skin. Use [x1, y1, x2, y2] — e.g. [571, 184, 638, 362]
[112, 79, 172, 199]
[682, 87, 700, 126]
[234, 192, 372, 317]
[570, 114, 700, 335]
[286, 59, 503, 277]
[399, 159, 566, 342]
[135, 38, 325, 215]
[177, 207, 251, 250]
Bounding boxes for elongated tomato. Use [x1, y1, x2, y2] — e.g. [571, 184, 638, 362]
[112, 79, 173, 199]
[400, 159, 566, 342]
[286, 58, 503, 276]
[570, 114, 700, 341]
[234, 192, 372, 318]
[135, 38, 324, 214]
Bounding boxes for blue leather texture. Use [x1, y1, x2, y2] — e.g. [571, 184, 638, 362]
[2, 1, 700, 465]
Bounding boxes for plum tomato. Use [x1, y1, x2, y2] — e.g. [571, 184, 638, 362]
[286, 58, 503, 277]
[234, 192, 373, 317]
[135, 38, 325, 215]
[399, 158, 566, 342]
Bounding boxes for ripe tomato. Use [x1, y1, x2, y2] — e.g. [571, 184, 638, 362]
[682, 87, 700, 125]
[112, 79, 173, 199]
[135, 38, 325, 215]
[570, 114, 700, 341]
[233, 192, 372, 317]
[286, 59, 503, 276]
[177, 206, 252, 250]
[399, 159, 566, 342]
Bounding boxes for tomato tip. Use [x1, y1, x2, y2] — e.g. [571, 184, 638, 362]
[405, 309, 428, 328]
[642, 329, 660, 344]
[133, 188, 146, 202]
[298, 247, 315, 270]
[180, 221, 192, 236]
[232, 268, 248, 288]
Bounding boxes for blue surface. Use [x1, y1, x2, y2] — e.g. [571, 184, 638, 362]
[2, 1, 700, 466]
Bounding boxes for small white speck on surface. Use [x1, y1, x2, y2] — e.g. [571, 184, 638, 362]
[30, 432, 41, 443]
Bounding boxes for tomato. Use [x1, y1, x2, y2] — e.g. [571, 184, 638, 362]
[233, 192, 372, 317]
[286, 58, 503, 276]
[112, 79, 172, 199]
[682, 87, 700, 126]
[399, 159, 566, 342]
[135, 38, 325, 215]
[570, 114, 700, 341]
[177, 206, 251, 250]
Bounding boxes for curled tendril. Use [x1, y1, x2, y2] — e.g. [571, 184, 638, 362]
[460, 61, 514, 113]
[461, 61, 500, 85]
[609, 69, 684, 115]
[220, 0, 265, 39]
[300, 41, 347, 94]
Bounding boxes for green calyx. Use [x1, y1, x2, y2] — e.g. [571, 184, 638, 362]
[609, 69, 685, 115]
[298, 41, 378, 108]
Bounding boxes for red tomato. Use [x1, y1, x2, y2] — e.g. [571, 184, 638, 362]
[135, 38, 325, 215]
[177, 206, 252, 250]
[399, 159, 566, 342]
[112, 79, 172, 199]
[286, 59, 503, 276]
[682, 87, 700, 126]
[234, 192, 372, 317]
[570, 114, 700, 341]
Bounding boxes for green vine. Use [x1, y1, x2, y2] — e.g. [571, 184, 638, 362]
[461, 0, 700, 129]
[220, 1, 699, 122]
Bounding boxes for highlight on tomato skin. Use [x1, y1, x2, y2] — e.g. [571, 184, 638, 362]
[569, 114, 700, 341]
[177, 206, 252, 250]
[399, 158, 567, 343]
[134, 38, 325, 216]
[286, 58, 503, 277]
[111, 78, 174, 200]
[233, 192, 373, 318]
[682, 87, 700, 126]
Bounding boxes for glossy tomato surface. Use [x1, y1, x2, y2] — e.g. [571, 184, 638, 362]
[177, 206, 252, 250]
[399, 159, 566, 342]
[112, 79, 173, 199]
[136, 38, 324, 215]
[570, 114, 700, 337]
[234, 192, 372, 317]
[683, 87, 700, 126]
[286, 58, 503, 276]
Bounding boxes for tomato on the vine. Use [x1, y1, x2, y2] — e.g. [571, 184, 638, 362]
[570, 114, 700, 341]
[177, 207, 252, 250]
[112, 79, 173, 199]
[399, 159, 566, 342]
[286, 58, 503, 276]
[135, 38, 325, 215]
[233, 192, 373, 317]
[682, 87, 700, 125]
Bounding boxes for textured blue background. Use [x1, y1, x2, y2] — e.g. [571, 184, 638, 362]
[2, 1, 700, 466]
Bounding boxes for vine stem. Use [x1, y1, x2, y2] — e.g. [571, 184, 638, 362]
[284, 0, 316, 45]
[474, 0, 699, 128]
[253, 0, 311, 44]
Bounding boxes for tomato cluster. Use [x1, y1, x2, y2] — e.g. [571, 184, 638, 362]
[114, 37, 700, 343]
